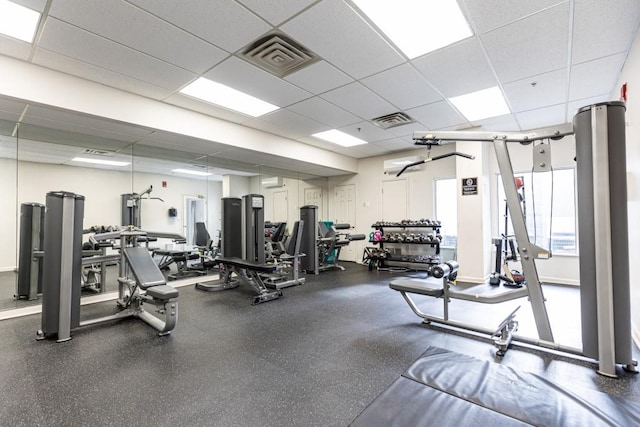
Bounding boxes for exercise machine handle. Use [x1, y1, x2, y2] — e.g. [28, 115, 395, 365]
[396, 152, 475, 177]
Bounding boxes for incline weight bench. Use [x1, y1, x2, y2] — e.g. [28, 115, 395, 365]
[389, 260, 525, 355]
[115, 246, 179, 335]
[196, 257, 282, 305]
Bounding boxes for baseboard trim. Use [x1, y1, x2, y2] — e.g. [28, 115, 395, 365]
[0, 266, 16, 273]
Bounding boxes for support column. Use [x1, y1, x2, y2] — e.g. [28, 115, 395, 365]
[455, 140, 492, 283]
[222, 175, 250, 198]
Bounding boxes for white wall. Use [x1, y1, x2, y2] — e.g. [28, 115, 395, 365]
[2, 160, 222, 270]
[613, 28, 640, 344]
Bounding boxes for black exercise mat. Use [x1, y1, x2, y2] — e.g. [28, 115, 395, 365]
[352, 346, 640, 427]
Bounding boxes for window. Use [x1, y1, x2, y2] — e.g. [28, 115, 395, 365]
[434, 178, 457, 247]
[497, 168, 577, 255]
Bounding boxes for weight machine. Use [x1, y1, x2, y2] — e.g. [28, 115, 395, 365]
[391, 101, 636, 376]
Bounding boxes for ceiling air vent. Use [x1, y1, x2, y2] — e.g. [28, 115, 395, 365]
[371, 112, 416, 129]
[241, 32, 319, 78]
[83, 148, 113, 156]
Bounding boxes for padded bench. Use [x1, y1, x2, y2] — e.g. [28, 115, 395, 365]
[123, 247, 167, 289]
[389, 278, 528, 304]
[389, 278, 444, 297]
[213, 257, 278, 273]
[198, 257, 282, 304]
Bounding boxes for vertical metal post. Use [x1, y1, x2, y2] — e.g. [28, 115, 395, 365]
[493, 138, 554, 342]
[56, 195, 75, 342]
[591, 106, 617, 377]
[28, 209, 41, 300]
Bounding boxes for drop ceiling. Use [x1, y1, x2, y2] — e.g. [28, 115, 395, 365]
[0, 0, 638, 178]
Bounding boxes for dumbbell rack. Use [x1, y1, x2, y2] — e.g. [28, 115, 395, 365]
[370, 220, 442, 271]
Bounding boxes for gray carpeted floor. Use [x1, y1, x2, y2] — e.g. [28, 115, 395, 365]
[0, 263, 637, 426]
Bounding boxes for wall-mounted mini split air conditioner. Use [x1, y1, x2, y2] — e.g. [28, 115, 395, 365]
[261, 176, 284, 188]
[383, 156, 422, 174]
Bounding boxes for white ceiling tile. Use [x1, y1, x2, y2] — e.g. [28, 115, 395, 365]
[203, 56, 312, 107]
[572, 0, 640, 65]
[321, 82, 396, 120]
[356, 143, 390, 157]
[25, 105, 155, 138]
[296, 136, 333, 150]
[406, 101, 467, 130]
[361, 63, 443, 110]
[481, 3, 570, 83]
[503, 68, 568, 112]
[515, 104, 567, 130]
[569, 53, 626, 100]
[472, 114, 521, 131]
[0, 97, 27, 115]
[280, 0, 405, 79]
[49, 0, 229, 74]
[338, 121, 394, 143]
[38, 18, 197, 90]
[0, 110, 20, 123]
[462, 0, 565, 34]
[375, 138, 417, 152]
[164, 93, 256, 125]
[248, 109, 327, 139]
[412, 37, 498, 98]
[20, 115, 144, 143]
[385, 122, 429, 138]
[237, 0, 316, 26]
[32, 48, 173, 100]
[287, 97, 360, 128]
[126, 0, 272, 52]
[0, 34, 32, 60]
[284, 60, 353, 95]
[11, 0, 47, 12]
[566, 94, 610, 119]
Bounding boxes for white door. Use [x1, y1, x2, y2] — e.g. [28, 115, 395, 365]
[304, 187, 323, 218]
[382, 179, 407, 222]
[273, 190, 288, 223]
[183, 196, 206, 245]
[334, 184, 357, 261]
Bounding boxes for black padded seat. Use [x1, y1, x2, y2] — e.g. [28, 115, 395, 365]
[213, 257, 278, 273]
[389, 278, 444, 297]
[123, 247, 167, 289]
[146, 285, 179, 300]
[448, 284, 528, 304]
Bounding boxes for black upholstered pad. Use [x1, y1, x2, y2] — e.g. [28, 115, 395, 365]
[353, 346, 640, 427]
[350, 376, 527, 427]
[389, 278, 444, 297]
[448, 284, 528, 304]
[123, 247, 166, 289]
[213, 257, 277, 273]
[145, 284, 179, 300]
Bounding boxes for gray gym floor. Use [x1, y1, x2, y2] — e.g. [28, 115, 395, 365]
[0, 263, 638, 426]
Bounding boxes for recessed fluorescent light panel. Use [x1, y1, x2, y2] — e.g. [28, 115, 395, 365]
[449, 87, 510, 121]
[352, 0, 472, 59]
[179, 77, 279, 117]
[312, 129, 368, 147]
[0, 0, 41, 43]
[71, 157, 130, 167]
[172, 168, 212, 177]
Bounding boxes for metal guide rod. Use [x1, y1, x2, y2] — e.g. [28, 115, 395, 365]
[413, 123, 574, 144]
[57, 195, 75, 342]
[493, 139, 554, 341]
[591, 106, 617, 377]
[411, 126, 567, 342]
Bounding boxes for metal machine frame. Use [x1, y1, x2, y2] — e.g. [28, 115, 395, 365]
[398, 102, 636, 376]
